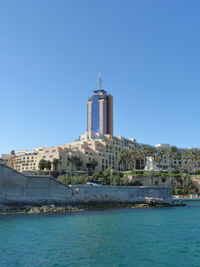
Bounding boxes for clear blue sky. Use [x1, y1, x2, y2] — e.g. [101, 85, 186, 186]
[1, 0, 200, 155]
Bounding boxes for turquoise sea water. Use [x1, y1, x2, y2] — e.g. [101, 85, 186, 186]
[1, 202, 200, 267]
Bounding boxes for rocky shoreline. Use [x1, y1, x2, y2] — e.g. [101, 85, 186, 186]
[0, 204, 82, 215]
[0, 201, 185, 215]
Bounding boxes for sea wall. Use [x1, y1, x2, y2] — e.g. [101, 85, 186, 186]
[70, 185, 172, 204]
[0, 164, 172, 205]
[0, 164, 73, 204]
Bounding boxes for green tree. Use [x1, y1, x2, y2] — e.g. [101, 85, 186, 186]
[89, 170, 102, 182]
[86, 159, 98, 173]
[135, 151, 144, 170]
[71, 174, 89, 184]
[111, 175, 123, 186]
[68, 156, 83, 171]
[167, 146, 178, 169]
[38, 159, 51, 171]
[142, 146, 155, 157]
[129, 148, 138, 170]
[46, 160, 52, 170]
[58, 174, 72, 185]
[102, 168, 112, 185]
[183, 149, 200, 172]
[38, 159, 47, 170]
[155, 149, 165, 169]
[118, 149, 131, 171]
[141, 146, 155, 167]
[52, 158, 59, 171]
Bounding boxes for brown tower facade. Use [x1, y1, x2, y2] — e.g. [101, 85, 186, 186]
[87, 76, 113, 135]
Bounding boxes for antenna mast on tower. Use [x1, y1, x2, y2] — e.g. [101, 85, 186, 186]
[98, 72, 103, 89]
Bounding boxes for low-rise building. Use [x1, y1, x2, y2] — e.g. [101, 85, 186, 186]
[13, 146, 73, 173]
[3, 132, 200, 174]
[62, 131, 138, 171]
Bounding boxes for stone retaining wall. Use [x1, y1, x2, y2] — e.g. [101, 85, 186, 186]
[0, 164, 172, 205]
[0, 164, 73, 204]
[70, 185, 172, 204]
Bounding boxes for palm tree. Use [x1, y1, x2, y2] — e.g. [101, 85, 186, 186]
[155, 152, 162, 169]
[155, 148, 165, 169]
[167, 146, 177, 170]
[174, 151, 182, 171]
[38, 159, 51, 171]
[86, 159, 98, 173]
[118, 150, 131, 171]
[68, 156, 83, 171]
[196, 151, 200, 169]
[52, 158, 59, 171]
[141, 146, 155, 168]
[189, 149, 199, 170]
[135, 151, 144, 170]
[129, 148, 138, 170]
[184, 149, 199, 172]
[142, 146, 155, 157]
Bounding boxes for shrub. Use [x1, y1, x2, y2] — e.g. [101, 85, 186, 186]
[129, 180, 143, 186]
[111, 175, 123, 186]
[161, 176, 166, 183]
[175, 188, 183, 195]
[58, 174, 72, 185]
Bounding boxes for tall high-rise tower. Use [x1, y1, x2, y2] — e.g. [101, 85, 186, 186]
[87, 74, 113, 135]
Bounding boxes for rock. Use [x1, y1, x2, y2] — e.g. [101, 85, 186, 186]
[26, 205, 81, 214]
